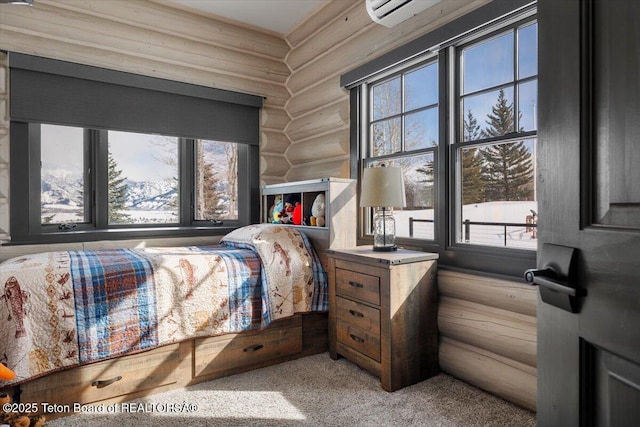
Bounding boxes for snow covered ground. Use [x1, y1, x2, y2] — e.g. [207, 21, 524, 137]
[395, 200, 538, 250]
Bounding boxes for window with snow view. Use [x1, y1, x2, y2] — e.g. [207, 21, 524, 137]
[359, 13, 537, 252]
[40, 124, 87, 225]
[456, 21, 538, 249]
[195, 140, 238, 221]
[108, 131, 179, 225]
[365, 60, 438, 241]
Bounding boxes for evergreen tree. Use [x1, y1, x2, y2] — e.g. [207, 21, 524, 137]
[479, 90, 533, 201]
[481, 89, 515, 138]
[108, 152, 131, 224]
[462, 110, 484, 204]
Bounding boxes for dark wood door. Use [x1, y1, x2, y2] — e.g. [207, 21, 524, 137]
[537, 0, 640, 425]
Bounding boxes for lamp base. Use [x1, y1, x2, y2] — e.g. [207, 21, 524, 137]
[373, 245, 398, 252]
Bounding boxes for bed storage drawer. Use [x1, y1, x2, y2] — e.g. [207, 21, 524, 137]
[20, 341, 191, 411]
[194, 315, 303, 380]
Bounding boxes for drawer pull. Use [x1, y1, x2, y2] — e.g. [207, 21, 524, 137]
[349, 334, 365, 344]
[91, 375, 122, 388]
[348, 281, 364, 288]
[243, 344, 264, 353]
[349, 309, 364, 318]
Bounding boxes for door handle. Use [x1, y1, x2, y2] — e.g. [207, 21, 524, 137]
[524, 243, 586, 313]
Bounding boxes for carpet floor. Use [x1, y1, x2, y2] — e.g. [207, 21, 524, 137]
[48, 353, 536, 426]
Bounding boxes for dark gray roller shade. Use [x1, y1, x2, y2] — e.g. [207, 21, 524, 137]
[9, 53, 262, 144]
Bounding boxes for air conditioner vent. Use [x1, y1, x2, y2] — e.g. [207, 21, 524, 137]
[366, 0, 441, 28]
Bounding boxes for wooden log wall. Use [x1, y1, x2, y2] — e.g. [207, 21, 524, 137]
[283, 0, 490, 181]
[0, 0, 538, 412]
[0, 0, 292, 200]
[438, 270, 538, 411]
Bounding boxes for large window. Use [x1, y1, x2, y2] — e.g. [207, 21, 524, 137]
[455, 21, 538, 250]
[29, 123, 244, 238]
[352, 1, 537, 275]
[9, 53, 260, 243]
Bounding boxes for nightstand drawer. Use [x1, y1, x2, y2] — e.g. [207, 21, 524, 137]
[336, 296, 380, 335]
[336, 268, 380, 305]
[336, 320, 380, 362]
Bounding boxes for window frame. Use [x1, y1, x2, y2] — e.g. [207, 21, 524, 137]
[350, 1, 537, 278]
[362, 56, 441, 244]
[10, 121, 257, 245]
[450, 19, 538, 252]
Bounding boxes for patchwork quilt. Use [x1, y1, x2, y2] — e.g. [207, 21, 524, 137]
[0, 224, 327, 385]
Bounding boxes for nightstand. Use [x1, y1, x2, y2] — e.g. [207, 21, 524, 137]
[327, 246, 439, 392]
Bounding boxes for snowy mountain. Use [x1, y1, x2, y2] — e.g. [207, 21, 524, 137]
[41, 171, 178, 223]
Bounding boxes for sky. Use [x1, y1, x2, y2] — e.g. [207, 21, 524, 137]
[40, 124, 177, 183]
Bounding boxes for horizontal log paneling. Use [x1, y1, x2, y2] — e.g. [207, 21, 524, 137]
[438, 296, 537, 367]
[286, 129, 350, 165]
[53, 0, 290, 60]
[287, 1, 368, 71]
[438, 270, 538, 411]
[0, 3, 289, 84]
[261, 130, 290, 155]
[286, 157, 349, 183]
[284, 0, 488, 182]
[439, 270, 537, 316]
[260, 153, 290, 177]
[287, 78, 347, 118]
[286, 100, 349, 142]
[440, 338, 537, 411]
[261, 106, 290, 131]
[286, 0, 358, 48]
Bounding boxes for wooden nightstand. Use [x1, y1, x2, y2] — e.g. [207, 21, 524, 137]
[327, 246, 439, 392]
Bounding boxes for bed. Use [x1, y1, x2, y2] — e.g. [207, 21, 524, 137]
[0, 224, 329, 415]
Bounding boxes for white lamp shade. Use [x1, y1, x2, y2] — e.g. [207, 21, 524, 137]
[360, 166, 406, 208]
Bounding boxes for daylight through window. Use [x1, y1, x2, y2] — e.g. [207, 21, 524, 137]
[361, 17, 537, 251]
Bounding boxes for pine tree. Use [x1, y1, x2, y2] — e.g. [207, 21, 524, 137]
[462, 110, 485, 204]
[479, 90, 534, 201]
[108, 152, 131, 224]
[482, 89, 515, 138]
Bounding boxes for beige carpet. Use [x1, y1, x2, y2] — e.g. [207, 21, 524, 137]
[49, 353, 535, 426]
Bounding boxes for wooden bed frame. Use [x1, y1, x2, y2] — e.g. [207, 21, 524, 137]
[1, 312, 327, 420]
[0, 178, 357, 421]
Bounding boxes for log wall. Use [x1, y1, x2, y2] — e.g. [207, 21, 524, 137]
[438, 270, 538, 411]
[0, 0, 538, 412]
[283, 0, 490, 181]
[0, 0, 292, 206]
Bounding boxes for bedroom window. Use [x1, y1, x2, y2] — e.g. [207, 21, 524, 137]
[40, 124, 88, 226]
[13, 123, 246, 242]
[195, 140, 238, 221]
[9, 53, 260, 244]
[346, 1, 537, 276]
[454, 21, 538, 250]
[107, 131, 180, 225]
[364, 60, 439, 241]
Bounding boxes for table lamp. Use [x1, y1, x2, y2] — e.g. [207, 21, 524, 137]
[360, 165, 406, 251]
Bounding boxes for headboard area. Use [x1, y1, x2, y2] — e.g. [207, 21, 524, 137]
[260, 178, 357, 269]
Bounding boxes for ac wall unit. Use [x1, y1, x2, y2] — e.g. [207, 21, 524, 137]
[366, 0, 441, 28]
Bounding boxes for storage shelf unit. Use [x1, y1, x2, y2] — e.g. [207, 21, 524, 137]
[260, 178, 357, 266]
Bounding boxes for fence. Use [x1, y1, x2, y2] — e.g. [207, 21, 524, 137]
[408, 217, 537, 248]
